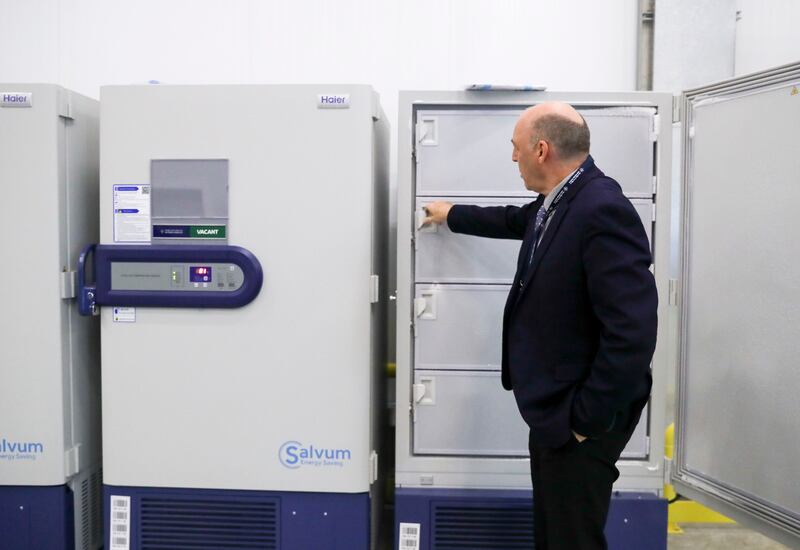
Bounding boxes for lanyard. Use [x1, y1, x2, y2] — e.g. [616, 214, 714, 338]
[539, 167, 584, 233]
[528, 166, 584, 266]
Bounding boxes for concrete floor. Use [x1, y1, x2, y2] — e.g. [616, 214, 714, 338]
[668, 524, 791, 550]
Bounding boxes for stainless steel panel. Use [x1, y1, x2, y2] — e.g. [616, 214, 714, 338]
[413, 371, 528, 456]
[415, 197, 528, 284]
[414, 284, 508, 371]
[415, 107, 656, 198]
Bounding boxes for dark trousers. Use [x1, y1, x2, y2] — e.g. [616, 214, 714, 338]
[529, 423, 637, 550]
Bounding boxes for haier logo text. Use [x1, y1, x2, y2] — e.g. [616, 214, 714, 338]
[317, 94, 350, 109]
[279, 441, 352, 469]
[1, 93, 32, 108]
[0, 438, 44, 461]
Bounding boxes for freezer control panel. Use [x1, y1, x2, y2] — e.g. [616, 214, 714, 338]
[111, 262, 244, 292]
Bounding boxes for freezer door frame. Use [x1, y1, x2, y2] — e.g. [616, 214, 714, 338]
[672, 61, 800, 548]
[396, 90, 673, 492]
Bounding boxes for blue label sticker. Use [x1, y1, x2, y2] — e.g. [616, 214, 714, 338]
[153, 225, 191, 238]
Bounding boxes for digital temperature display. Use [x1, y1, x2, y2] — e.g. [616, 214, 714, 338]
[189, 266, 212, 282]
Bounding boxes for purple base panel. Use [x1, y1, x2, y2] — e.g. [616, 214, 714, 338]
[394, 487, 667, 550]
[104, 485, 370, 550]
[0, 485, 75, 550]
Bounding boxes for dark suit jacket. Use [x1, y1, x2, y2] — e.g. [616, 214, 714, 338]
[447, 155, 657, 449]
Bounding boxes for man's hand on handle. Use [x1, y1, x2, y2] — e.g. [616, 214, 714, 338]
[422, 201, 453, 226]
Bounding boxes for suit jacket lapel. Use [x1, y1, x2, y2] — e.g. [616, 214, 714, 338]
[511, 155, 600, 304]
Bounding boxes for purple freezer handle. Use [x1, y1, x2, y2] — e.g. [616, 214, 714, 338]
[77, 244, 98, 316]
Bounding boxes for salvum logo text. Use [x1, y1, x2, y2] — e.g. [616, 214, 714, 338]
[279, 441, 351, 469]
[0, 438, 44, 461]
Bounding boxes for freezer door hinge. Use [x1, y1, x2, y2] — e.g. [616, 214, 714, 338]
[60, 270, 76, 299]
[369, 450, 379, 484]
[650, 114, 660, 141]
[58, 90, 73, 120]
[669, 279, 678, 305]
[369, 275, 380, 303]
[652, 202, 656, 223]
[672, 95, 682, 123]
[65, 445, 80, 478]
[652, 175, 658, 195]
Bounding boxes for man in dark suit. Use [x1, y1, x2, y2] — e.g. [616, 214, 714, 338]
[422, 101, 658, 549]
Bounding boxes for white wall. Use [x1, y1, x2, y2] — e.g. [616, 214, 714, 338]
[735, 0, 800, 76]
[2, 0, 639, 130]
[653, 0, 737, 92]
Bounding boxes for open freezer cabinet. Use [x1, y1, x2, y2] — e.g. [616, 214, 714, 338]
[671, 62, 800, 548]
[395, 89, 674, 502]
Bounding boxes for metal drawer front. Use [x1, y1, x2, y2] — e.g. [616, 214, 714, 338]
[415, 108, 656, 198]
[413, 371, 528, 456]
[415, 197, 529, 284]
[415, 284, 508, 372]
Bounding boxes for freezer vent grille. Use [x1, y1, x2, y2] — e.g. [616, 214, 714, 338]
[432, 501, 533, 549]
[79, 477, 90, 549]
[91, 469, 103, 547]
[139, 495, 279, 549]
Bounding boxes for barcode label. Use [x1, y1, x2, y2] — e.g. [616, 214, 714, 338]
[398, 522, 420, 550]
[110, 495, 131, 550]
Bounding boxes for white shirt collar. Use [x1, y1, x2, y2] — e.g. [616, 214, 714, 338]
[542, 168, 578, 211]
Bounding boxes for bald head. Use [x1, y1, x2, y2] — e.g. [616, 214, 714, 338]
[521, 102, 590, 161]
[511, 101, 590, 194]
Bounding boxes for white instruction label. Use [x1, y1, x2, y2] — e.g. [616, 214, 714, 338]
[399, 522, 421, 549]
[113, 185, 151, 242]
[112, 307, 136, 323]
[109, 495, 131, 550]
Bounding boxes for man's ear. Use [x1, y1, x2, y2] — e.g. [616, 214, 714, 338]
[538, 140, 549, 163]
